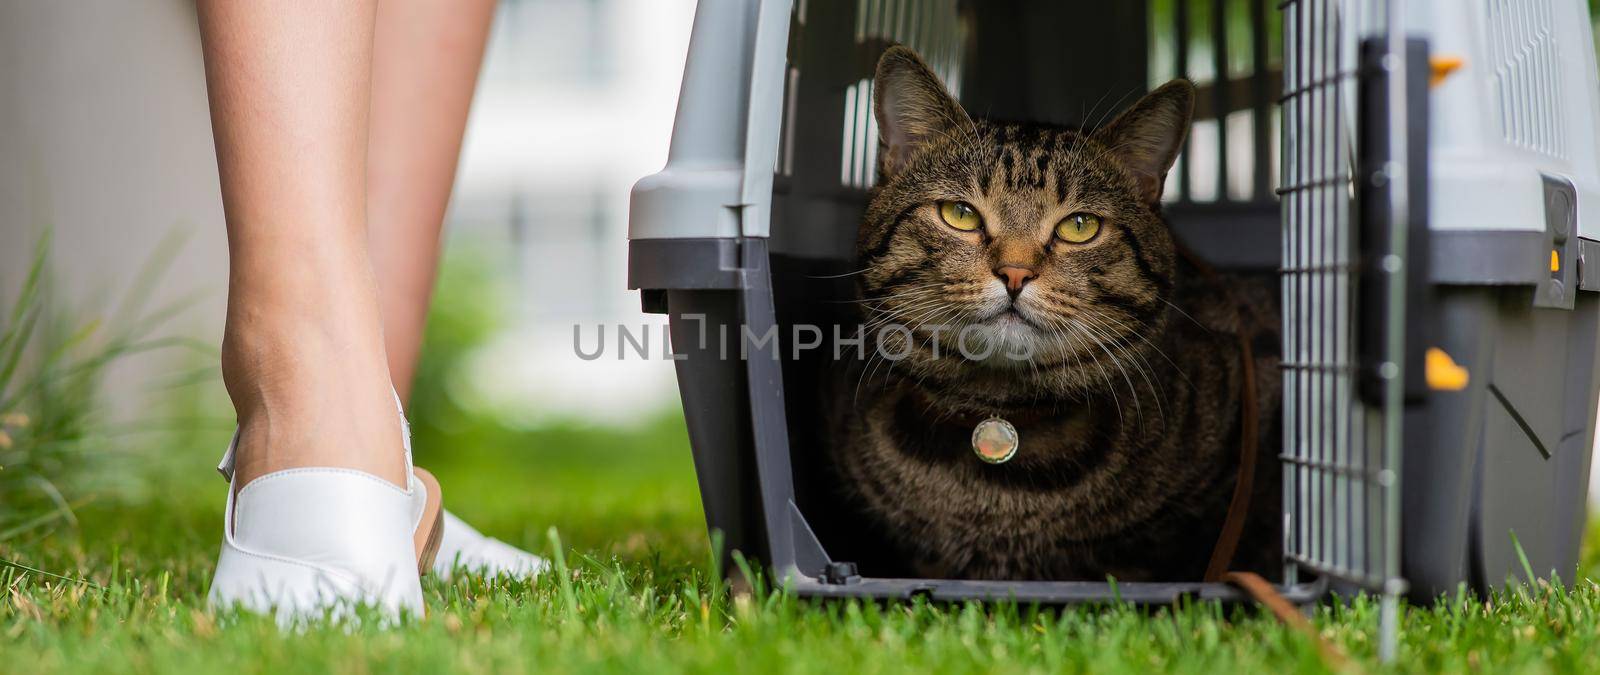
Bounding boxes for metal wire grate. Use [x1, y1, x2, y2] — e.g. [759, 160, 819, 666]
[778, 11, 1416, 650]
[1280, 0, 1408, 659]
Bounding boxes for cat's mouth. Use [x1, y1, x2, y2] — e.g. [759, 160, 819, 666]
[947, 304, 1049, 368]
[982, 303, 1044, 330]
[995, 307, 1034, 327]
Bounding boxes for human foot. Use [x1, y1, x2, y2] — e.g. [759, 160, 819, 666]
[208, 398, 444, 621]
[431, 510, 548, 579]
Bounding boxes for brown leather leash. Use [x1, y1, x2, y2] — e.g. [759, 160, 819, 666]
[1224, 570, 1351, 669]
[1201, 296, 1259, 584]
[1179, 246, 1352, 669]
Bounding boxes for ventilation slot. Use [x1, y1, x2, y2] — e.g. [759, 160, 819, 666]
[838, 0, 965, 189]
[1486, 0, 1565, 158]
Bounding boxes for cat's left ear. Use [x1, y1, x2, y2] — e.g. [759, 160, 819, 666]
[1093, 80, 1196, 205]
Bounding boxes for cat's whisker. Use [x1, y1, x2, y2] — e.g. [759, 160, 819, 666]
[857, 299, 954, 396]
[862, 298, 950, 336]
[903, 305, 963, 390]
[1094, 309, 1196, 395]
[860, 280, 948, 296]
[851, 347, 889, 407]
[1077, 312, 1165, 430]
[806, 267, 872, 279]
[1050, 314, 1124, 403]
[859, 296, 943, 327]
[1156, 294, 1209, 332]
[1077, 88, 1116, 137]
[1080, 85, 1142, 137]
[1029, 289, 1188, 408]
[1071, 315, 1146, 425]
[1043, 318, 1092, 393]
[1093, 309, 1193, 425]
[856, 280, 945, 295]
[842, 284, 947, 306]
[866, 293, 979, 337]
[921, 308, 966, 387]
[893, 304, 962, 363]
[1054, 317, 1123, 427]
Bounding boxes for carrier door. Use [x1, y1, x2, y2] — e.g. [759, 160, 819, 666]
[1279, 0, 1422, 660]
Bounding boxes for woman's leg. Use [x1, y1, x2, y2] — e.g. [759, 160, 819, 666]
[366, 0, 498, 403]
[365, 1, 546, 578]
[197, 0, 406, 488]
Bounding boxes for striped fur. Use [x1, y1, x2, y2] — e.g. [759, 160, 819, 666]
[823, 47, 1282, 581]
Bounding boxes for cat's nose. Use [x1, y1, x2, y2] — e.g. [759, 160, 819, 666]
[994, 266, 1036, 297]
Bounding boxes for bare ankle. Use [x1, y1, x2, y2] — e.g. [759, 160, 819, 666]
[221, 306, 409, 489]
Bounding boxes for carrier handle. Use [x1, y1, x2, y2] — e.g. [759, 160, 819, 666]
[629, 0, 792, 242]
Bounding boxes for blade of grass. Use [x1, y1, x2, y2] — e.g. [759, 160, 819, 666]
[0, 556, 104, 591]
[547, 527, 578, 616]
[0, 231, 49, 334]
[0, 304, 42, 398]
[1511, 530, 1538, 589]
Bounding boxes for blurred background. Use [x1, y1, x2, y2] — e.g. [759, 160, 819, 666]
[0, 0, 703, 554]
[0, 0, 694, 429]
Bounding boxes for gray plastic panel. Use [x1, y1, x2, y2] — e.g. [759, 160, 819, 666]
[1429, 230, 1550, 286]
[628, 238, 744, 290]
[791, 578, 1329, 606]
[1398, 288, 1600, 598]
[1399, 289, 1489, 600]
[1469, 293, 1599, 588]
[629, 0, 792, 241]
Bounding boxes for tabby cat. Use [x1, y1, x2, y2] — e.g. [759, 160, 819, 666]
[824, 46, 1282, 582]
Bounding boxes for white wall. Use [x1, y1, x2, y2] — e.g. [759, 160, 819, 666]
[0, 0, 698, 426]
[0, 0, 227, 420]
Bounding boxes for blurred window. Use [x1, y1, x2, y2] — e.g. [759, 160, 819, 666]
[486, 0, 615, 85]
[1149, 0, 1282, 204]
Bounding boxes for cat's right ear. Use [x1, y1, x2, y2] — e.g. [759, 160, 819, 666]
[873, 46, 972, 179]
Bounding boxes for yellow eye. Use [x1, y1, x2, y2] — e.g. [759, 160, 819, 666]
[938, 201, 983, 231]
[1055, 213, 1102, 243]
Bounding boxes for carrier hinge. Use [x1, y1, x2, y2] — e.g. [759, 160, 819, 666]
[819, 561, 860, 585]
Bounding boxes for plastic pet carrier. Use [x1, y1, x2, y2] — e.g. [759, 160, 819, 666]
[629, 0, 1600, 653]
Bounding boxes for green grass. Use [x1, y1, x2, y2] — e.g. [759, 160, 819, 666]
[3, 411, 1600, 674]
[6, 245, 1600, 674]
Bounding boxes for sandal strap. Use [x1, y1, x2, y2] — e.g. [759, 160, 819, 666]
[217, 427, 241, 482]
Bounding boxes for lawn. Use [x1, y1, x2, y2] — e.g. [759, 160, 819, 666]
[4, 410, 1600, 674]
[5, 248, 1600, 673]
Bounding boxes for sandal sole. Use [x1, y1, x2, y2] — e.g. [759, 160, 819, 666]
[412, 467, 444, 575]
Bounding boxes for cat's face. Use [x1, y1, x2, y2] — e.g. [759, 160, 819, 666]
[856, 47, 1195, 389]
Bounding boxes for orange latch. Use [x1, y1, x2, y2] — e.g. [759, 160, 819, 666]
[1430, 55, 1465, 87]
[1426, 347, 1470, 391]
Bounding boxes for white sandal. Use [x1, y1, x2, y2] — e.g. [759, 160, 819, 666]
[432, 510, 548, 579]
[207, 396, 443, 622]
